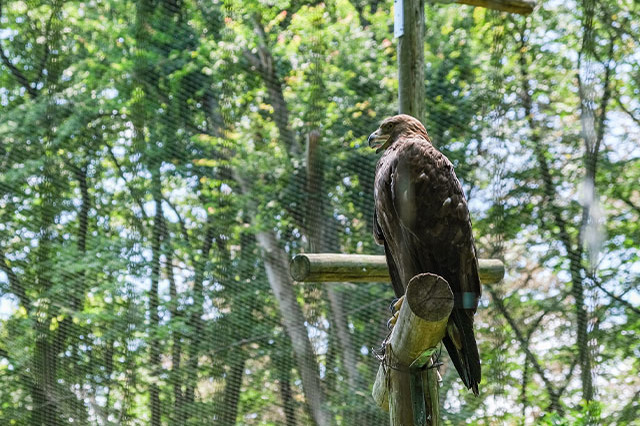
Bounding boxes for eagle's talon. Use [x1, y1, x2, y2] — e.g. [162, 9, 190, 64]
[392, 295, 404, 313]
[388, 297, 399, 313]
[387, 296, 404, 330]
[386, 317, 393, 330]
[386, 312, 399, 330]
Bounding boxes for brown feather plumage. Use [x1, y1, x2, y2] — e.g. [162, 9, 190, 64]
[371, 114, 481, 395]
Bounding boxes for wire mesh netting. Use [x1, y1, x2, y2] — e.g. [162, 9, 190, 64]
[0, 0, 639, 424]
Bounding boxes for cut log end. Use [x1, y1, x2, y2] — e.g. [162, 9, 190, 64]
[406, 273, 454, 323]
[389, 272, 453, 364]
[290, 254, 311, 281]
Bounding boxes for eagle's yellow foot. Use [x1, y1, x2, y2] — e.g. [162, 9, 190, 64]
[386, 296, 405, 330]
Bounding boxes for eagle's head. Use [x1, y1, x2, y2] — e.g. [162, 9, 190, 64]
[368, 114, 430, 153]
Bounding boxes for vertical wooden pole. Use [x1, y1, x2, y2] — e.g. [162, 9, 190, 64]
[397, 0, 425, 122]
[398, 0, 436, 424]
[388, 0, 531, 422]
[372, 274, 452, 425]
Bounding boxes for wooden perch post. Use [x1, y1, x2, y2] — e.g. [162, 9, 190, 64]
[386, 0, 527, 420]
[290, 253, 504, 425]
[371, 273, 453, 425]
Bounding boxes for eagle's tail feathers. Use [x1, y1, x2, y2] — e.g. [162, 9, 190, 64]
[444, 310, 481, 396]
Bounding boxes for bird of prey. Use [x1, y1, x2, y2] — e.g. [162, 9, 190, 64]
[368, 114, 481, 395]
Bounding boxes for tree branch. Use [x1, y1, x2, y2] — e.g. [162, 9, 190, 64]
[242, 50, 265, 73]
[0, 47, 39, 98]
[34, 3, 59, 82]
[105, 141, 149, 225]
[557, 357, 579, 396]
[577, 31, 615, 251]
[591, 278, 640, 315]
[517, 25, 595, 402]
[618, 194, 640, 216]
[617, 100, 640, 127]
[594, 38, 615, 159]
[0, 248, 30, 311]
[525, 309, 550, 340]
[486, 283, 563, 413]
[0, 2, 39, 98]
[245, 15, 300, 158]
[617, 388, 640, 424]
[162, 195, 191, 250]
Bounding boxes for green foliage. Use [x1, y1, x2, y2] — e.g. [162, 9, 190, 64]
[0, 0, 638, 424]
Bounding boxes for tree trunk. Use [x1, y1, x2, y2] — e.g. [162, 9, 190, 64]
[33, 333, 59, 426]
[166, 246, 184, 421]
[33, 165, 61, 426]
[219, 354, 247, 426]
[245, 18, 300, 158]
[260, 49, 296, 155]
[182, 216, 216, 421]
[239, 17, 330, 425]
[516, 20, 605, 408]
[574, 2, 614, 403]
[105, 337, 114, 413]
[149, 170, 164, 426]
[255, 228, 332, 426]
[273, 334, 299, 426]
[305, 131, 362, 391]
[280, 361, 298, 426]
[73, 165, 90, 306]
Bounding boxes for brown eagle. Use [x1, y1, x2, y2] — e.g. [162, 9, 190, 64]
[368, 114, 481, 395]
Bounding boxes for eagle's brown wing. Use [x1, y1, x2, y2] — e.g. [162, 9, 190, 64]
[374, 136, 481, 394]
[374, 209, 405, 298]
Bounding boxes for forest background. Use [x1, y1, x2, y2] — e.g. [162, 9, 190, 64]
[0, 0, 639, 424]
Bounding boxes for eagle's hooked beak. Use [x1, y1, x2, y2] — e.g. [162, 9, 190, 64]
[368, 128, 391, 154]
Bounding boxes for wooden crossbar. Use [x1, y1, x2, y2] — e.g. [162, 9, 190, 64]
[290, 253, 505, 284]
